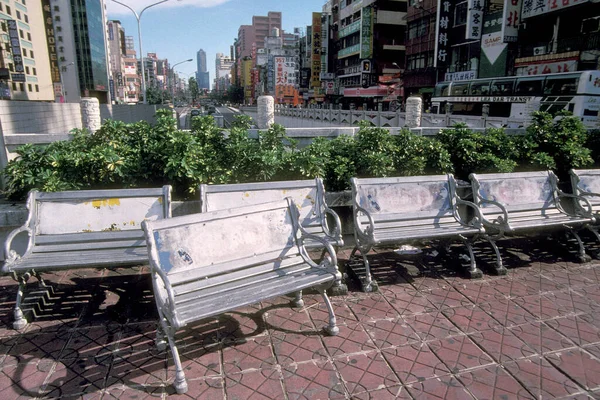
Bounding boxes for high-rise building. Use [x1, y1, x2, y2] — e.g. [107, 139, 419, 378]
[215, 52, 234, 93]
[107, 20, 126, 103]
[196, 49, 209, 90]
[125, 36, 135, 51]
[0, 0, 56, 100]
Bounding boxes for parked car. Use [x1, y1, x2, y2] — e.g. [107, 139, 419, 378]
[190, 109, 201, 117]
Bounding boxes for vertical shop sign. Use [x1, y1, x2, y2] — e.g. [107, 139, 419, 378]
[466, 0, 483, 39]
[501, 0, 521, 42]
[434, 0, 454, 68]
[7, 20, 25, 82]
[360, 7, 373, 59]
[42, 0, 61, 82]
[311, 12, 322, 89]
[479, 11, 508, 78]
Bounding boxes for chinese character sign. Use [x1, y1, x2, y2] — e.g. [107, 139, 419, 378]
[521, 0, 587, 18]
[360, 7, 374, 59]
[501, 0, 521, 42]
[42, 0, 61, 83]
[311, 12, 322, 89]
[7, 20, 26, 82]
[435, 0, 454, 67]
[466, 0, 483, 39]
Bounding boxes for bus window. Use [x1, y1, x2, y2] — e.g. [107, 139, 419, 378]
[470, 80, 490, 95]
[451, 83, 469, 95]
[515, 78, 544, 95]
[434, 83, 450, 97]
[543, 76, 579, 95]
[490, 79, 515, 95]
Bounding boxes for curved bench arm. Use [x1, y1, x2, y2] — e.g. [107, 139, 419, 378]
[453, 198, 485, 230]
[296, 224, 339, 272]
[556, 192, 594, 218]
[353, 204, 375, 242]
[3, 225, 31, 267]
[475, 199, 513, 232]
[322, 206, 343, 240]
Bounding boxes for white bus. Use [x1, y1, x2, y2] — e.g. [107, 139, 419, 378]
[431, 71, 600, 128]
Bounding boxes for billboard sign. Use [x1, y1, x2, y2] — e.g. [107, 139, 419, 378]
[311, 12, 322, 89]
[360, 7, 374, 59]
[434, 0, 454, 68]
[7, 20, 25, 82]
[42, 0, 61, 83]
[522, 0, 587, 19]
[466, 0, 484, 40]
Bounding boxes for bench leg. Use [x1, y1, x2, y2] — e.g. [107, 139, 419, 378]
[13, 275, 28, 330]
[291, 291, 304, 308]
[160, 318, 188, 394]
[318, 288, 339, 336]
[483, 236, 507, 275]
[326, 247, 348, 297]
[459, 237, 483, 279]
[345, 246, 378, 293]
[586, 226, 600, 259]
[567, 229, 591, 263]
[155, 321, 168, 352]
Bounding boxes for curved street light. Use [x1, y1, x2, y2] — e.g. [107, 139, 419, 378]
[112, 0, 171, 104]
[170, 59, 193, 104]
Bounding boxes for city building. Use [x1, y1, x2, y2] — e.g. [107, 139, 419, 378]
[215, 52, 234, 93]
[0, 0, 56, 101]
[196, 48, 209, 90]
[107, 20, 126, 103]
[123, 48, 139, 103]
[125, 35, 134, 51]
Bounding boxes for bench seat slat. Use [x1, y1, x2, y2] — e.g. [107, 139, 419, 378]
[175, 267, 335, 326]
[8, 248, 148, 271]
[172, 257, 311, 303]
[167, 249, 302, 286]
[32, 239, 145, 253]
[364, 217, 460, 230]
[373, 225, 481, 242]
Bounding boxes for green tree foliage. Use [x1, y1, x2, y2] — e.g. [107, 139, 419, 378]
[188, 77, 199, 103]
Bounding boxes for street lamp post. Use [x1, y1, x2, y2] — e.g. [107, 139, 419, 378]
[112, 0, 170, 104]
[170, 59, 192, 105]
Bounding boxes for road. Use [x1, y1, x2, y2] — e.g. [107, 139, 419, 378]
[176, 106, 243, 129]
[217, 106, 242, 128]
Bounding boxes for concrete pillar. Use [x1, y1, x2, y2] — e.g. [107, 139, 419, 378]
[80, 97, 101, 133]
[405, 96, 423, 128]
[257, 95, 275, 129]
[377, 102, 383, 112]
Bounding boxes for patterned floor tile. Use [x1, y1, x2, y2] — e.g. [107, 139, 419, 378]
[470, 325, 537, 363]
[271, 329, 328, 365]
[0, 359, 54, 398]
[546, 348, 600, 391]
[442, 305, 501, 334]
[457, 364, 535, 399]
[334, 350, 400, 396]
[503, 356, 582, 399]
[263, 305, 315, 335]
[545, 316, 600, 346]
[281, 360, 346, 400]
[102, 385, 166, 399]
[345, 294, 399, 321]
[217, 305, 267, 341]
[406, 374, 475, 399]
[404, 311, 463, 342]
[428, 335, 495, 373]
[485, 276, 541, 299]
[320, 322, 377, 358]
[225, 368, 285, 400]
[383, 288, 436, 316]
[480, 297, 538, 327]
[425, 287, 473, 310]
[306, 298, 359, 327]
[8, 331, 72, 363]
[452, 281, 507, 304]
[167, 344, 221, 380]
[348, 384, 413, 399]
[362, 317, 420, 349]
[381, 342, 450, 384]
[60, 326, 121, 361]
[43, 357, 111, 398]
[508, 321, 575, 355]
[222, 336, 276, 375]
[541, 269, 596, 289]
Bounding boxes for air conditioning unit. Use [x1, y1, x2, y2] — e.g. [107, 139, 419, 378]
[533, 46, 547, 56]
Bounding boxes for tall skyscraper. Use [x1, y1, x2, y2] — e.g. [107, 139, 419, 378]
[196, 49, 209, 90]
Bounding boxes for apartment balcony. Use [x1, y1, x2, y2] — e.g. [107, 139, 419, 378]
[518, 32, 600, 59]
[338, 43, 361, 59]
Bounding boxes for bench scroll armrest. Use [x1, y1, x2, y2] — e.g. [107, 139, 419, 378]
[353, 205, 375, 241]
[453, 198, 485, 230]
[322, 205, 343, 241]
[556, 192, 594, 218]
[297, 224, 338, 270]
[3, 225, 31, 266]
[475, 199, 513, 232]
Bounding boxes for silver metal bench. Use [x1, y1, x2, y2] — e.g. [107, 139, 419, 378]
[142, 198, 340, 394]
[3, 186, 172, 329]
[199, 178, 347, 294]
[570, 168, 600, 256]
[470, 171, 596, 264]
[350, 174, 486, 292]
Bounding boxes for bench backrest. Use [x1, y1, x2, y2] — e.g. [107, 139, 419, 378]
[570, 169, 600, 211]
[470, 171, 557, 212]
[143, 199, 301, 285]
[27, 186, 171, 246]
[199, 179, 326, 229]
[351, 174, 459, 223]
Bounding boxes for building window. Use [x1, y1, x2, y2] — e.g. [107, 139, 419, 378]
[1, 22, 5, 32]
[22, 0, 26, 5]
[19, 29, 23, 39]
[408, 18, 430, 39]
[16, 10, 20, 19]
[8, 63, 13, 72]
[19, 83, 24, 91]
[22, 48, 27, 57]
[35, 84, 39, 92]
[24, 14, 28, 23]
[12, 82, 16, 91]
[6, 5, 11, 15]
[26, 32, 31, 41]
[32, 67, 36, 75]
[0, 3, 3, 11]
[455, 2, 468, 26]
[25, 66, 29, 74]
[27, 83, 32, 92]
[29, 50, 34, 58]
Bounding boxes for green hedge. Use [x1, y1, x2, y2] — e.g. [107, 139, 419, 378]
[3, 109, 598, 201]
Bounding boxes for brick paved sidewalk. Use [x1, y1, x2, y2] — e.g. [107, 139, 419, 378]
[0, 237, 600, 399]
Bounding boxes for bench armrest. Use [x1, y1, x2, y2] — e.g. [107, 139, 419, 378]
[453, 198, 485, 230]
[475, 199, 513, 232]
[353, 204, 375, 242]
[322, 205, 343, 240]
[556, 192, 594, 218]
[3, 225, 31, 266]
[296, 224, 338, 270]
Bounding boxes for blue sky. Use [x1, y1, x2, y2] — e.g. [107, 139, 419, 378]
[107, 0, 327, 85]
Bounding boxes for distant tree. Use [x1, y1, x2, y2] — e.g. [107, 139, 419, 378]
[189, 77, 199, 103]
[145, 86, 170, 105]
